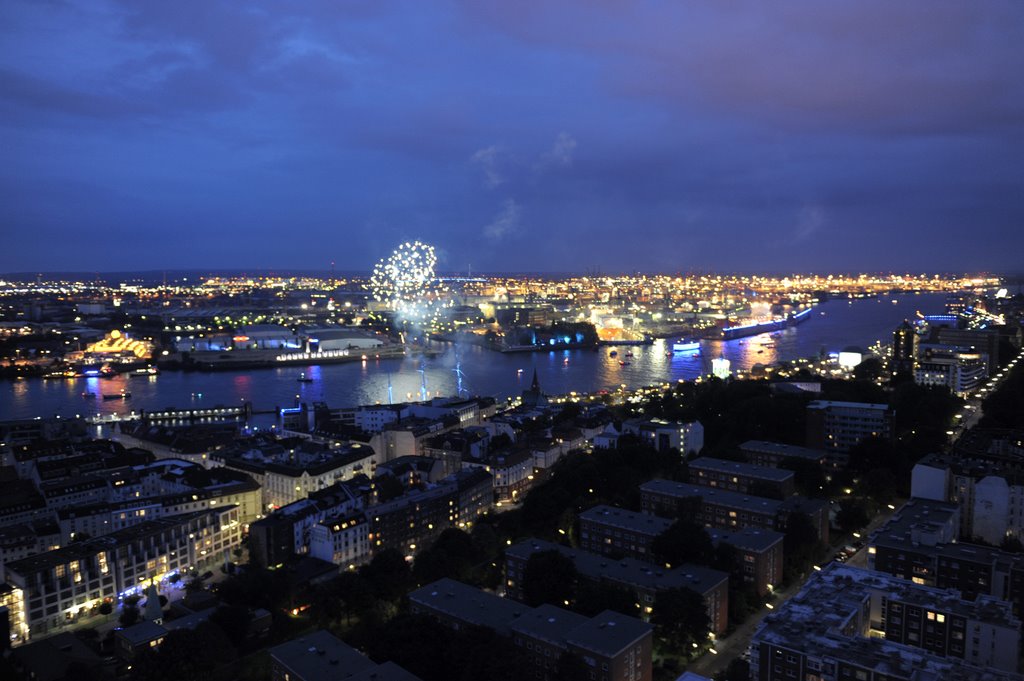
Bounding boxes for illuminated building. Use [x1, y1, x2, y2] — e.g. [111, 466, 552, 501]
[2, 506, 240, 638]
[914, 343, 987, 396]
[711, 356, 731, 379]
[749, 563, 1021, 680]
[308, 513, 370, 567]
[622, 418, 704, 456]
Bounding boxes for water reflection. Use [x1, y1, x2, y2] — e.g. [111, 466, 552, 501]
[0, 293, 946, 420]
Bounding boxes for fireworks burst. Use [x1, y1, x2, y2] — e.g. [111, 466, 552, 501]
[370, 241, 451, 327]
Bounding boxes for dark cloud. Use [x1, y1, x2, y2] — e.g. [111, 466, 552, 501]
[1, 0, 1022, 273]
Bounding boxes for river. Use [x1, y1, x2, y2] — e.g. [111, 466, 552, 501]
[0, 292, 945, 421]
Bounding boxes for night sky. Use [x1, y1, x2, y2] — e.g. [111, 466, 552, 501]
[2, 1, 1022, 275]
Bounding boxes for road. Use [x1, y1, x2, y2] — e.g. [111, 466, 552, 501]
[948, 348, 1023, 442]
[685, 503, 899, 678]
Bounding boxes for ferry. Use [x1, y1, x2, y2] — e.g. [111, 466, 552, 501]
[103, 391, 131, 400]
[130, 366, 159, 377]
[672, 339, 700, 352]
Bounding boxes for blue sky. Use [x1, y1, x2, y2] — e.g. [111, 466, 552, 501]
[2, 1, 1022, 274]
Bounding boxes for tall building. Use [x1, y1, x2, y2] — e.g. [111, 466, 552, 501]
[891, 320, 916, 376]
[805, 401, 893, 466]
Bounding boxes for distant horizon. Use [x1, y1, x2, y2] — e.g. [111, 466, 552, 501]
[1, 267, 1020, 283]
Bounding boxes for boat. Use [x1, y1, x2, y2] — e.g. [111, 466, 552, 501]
[624, 351, 634, 357]
[609, 350, 618, 357]
[691, 352, 700, 358]
[297, 372, 313, 383]
[103, 391, 131, 400]
[665, 351, 674, 357]
[672, 339, 700, 352]
[81, 392, 96, 399]
[619, 360, 630, 366]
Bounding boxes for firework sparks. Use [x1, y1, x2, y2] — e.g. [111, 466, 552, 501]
[370, 241, 450, 327]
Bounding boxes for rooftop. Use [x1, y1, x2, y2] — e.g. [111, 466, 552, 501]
[564, 609, 653, 657]
[640, 479, 782, 515]
[868, 497, 960, 551]
[689, 456, 795, 482]
[707, 526, 785, 552]
[578, 505, 673, 537]
[269, 630, 375, 681]
[806, 400, 889, 412]
[409, 577, 526, 635]
[739, 440, 827, 462]
[507, 538, 728, 596]
[753, 563, 1024, 681]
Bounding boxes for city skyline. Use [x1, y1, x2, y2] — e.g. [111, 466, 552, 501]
[2, 1, 1023, 274]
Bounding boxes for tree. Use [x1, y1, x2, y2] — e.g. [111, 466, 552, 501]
[98, 601, 113, 617]
[131, 623, 236, 681]
[119, 603, 140, 628]
[209, 605, 251, 650]
[783, 512, 822, 581]
[836, 499, 872, 534]
[651, 521, 715, 567]
[361, 548, 412, 602]
[652, 587, 710, 650]
[780, 457, 829, 498]
[522, 550, 577, 607]
[184, 576, 204, 594]
[853, 357, 884, 381]
[413, 528, 481, 586]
